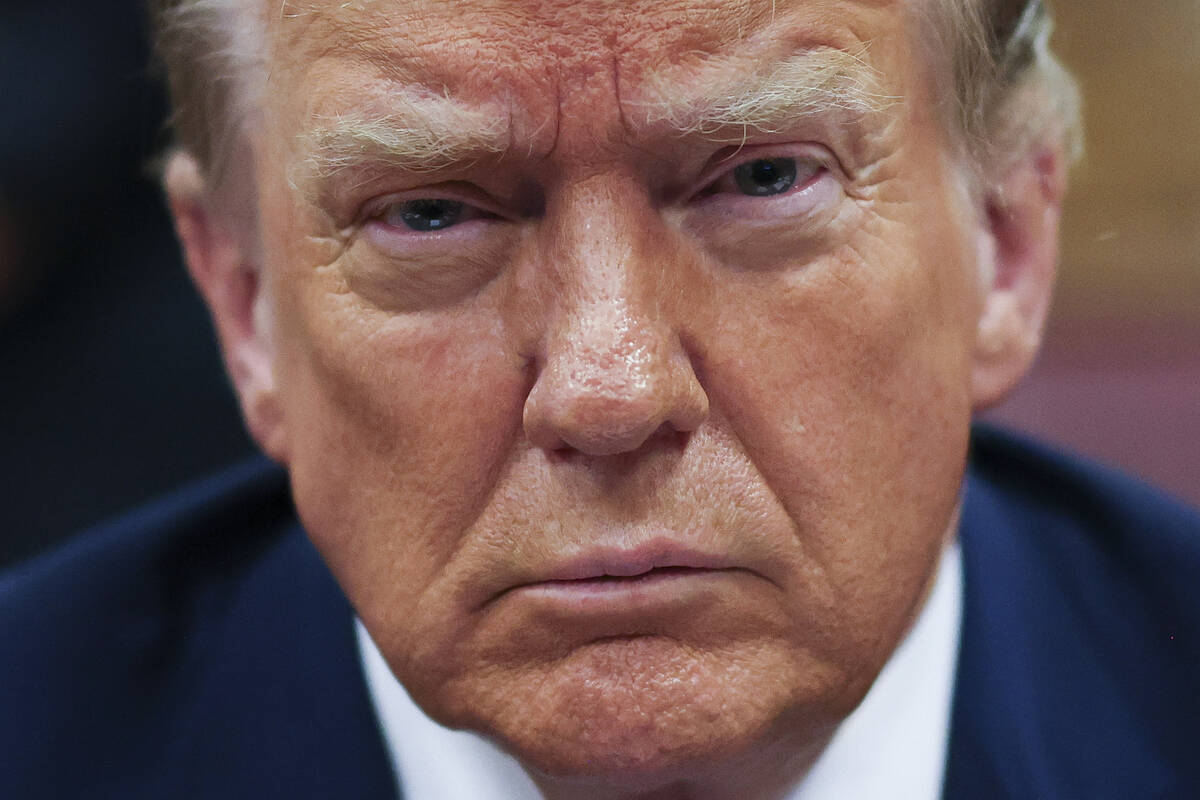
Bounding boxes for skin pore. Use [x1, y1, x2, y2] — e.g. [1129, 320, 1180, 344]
[167, 0, 1064, 798]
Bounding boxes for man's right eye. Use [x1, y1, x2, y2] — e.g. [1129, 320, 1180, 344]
[382, 198, 469, 232]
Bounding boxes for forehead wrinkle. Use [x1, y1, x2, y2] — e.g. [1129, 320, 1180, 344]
[274, 0, 477, 99]
[275, 0, 907, 185]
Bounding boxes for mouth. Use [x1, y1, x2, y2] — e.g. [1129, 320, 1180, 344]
[538, 544, 738, 583]
[487, 542, 758, 611]
[533, 565, 735, 591]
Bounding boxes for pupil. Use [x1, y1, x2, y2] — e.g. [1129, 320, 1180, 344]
[399, 199, 463, 231]
[734, 158, 798, 197]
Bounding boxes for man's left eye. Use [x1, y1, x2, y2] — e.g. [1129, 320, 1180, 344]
[708, 156, 824, 198]
[381, 198, 472, 232]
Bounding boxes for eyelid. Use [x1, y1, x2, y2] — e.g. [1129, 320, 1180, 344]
[689, 144, 838, 199]
[360, 183, 507, 227]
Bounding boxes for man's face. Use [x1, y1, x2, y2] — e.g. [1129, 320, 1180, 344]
[250, 0, 982, 784]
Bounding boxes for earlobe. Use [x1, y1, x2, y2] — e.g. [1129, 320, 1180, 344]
[164, 153, 289, 462]
[971, 143, 1066, 411]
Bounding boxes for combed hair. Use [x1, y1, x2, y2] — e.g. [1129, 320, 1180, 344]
[149, 0, 265, 185]
[923, 0, 1082, 178]
[149, 0, 1081, 187]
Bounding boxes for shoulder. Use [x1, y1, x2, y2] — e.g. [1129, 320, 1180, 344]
[966, 424, 1200, 599]
[969, 424, 1200, 540]
[0, 456, 295, 658]
[964, 424, 1200, 656]
[0, 458, 315, 797]
[951, 426, 1200, 797]
[0, 460, 396, 798]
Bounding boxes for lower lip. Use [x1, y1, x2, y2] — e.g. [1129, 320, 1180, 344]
[510, 567, 744, 612]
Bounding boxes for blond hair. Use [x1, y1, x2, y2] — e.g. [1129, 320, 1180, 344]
[924, 0, 1082, 177]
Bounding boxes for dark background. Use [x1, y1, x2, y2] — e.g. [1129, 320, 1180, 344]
[0, 0, 1195, 566]
[0, 1, 255, 566]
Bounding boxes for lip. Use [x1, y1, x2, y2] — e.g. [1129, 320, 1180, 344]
[538, 541, 738, 582]
[485, 539, 756, 609]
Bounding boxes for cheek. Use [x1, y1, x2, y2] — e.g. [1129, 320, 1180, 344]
[270, 271, 528, 627]
[701, 218, 976, 637]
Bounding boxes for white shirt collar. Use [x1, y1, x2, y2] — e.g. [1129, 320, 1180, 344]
[357, 542, 962, 800]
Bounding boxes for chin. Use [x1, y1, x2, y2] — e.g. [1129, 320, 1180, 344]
[434, 634, 850, 786]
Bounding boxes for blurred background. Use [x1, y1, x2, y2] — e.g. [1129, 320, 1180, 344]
[983, 0, 1200, 506]
[0, 1, 255, 565]
[0, 0, 1196, 566]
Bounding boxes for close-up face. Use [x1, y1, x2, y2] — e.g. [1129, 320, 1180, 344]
[229, 0, 996, 790]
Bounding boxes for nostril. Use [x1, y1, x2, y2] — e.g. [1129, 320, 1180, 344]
[632, 423, 694, 453]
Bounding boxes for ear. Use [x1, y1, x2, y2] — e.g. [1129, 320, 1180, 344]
[970, 142, 1067, 411]
[164, 152, 289, 462]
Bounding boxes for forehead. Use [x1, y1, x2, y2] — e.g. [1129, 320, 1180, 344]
[268, 0, 908, 112]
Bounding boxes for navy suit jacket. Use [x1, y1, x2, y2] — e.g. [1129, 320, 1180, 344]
[3, 427, 1198, 798]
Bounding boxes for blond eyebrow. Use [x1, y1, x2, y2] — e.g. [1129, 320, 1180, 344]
[629, 47, 895, 142]
[293, 47, 890, 189]
[295, 92, 510, 185]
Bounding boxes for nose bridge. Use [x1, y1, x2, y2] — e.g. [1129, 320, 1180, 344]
[550, 180, 664, 375]
[522, 176, 708, 455]
[549, 173, 662, 314]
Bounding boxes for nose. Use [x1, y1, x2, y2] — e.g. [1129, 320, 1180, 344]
[521, 184, 709, 456]
[523, 302, 709, 455]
